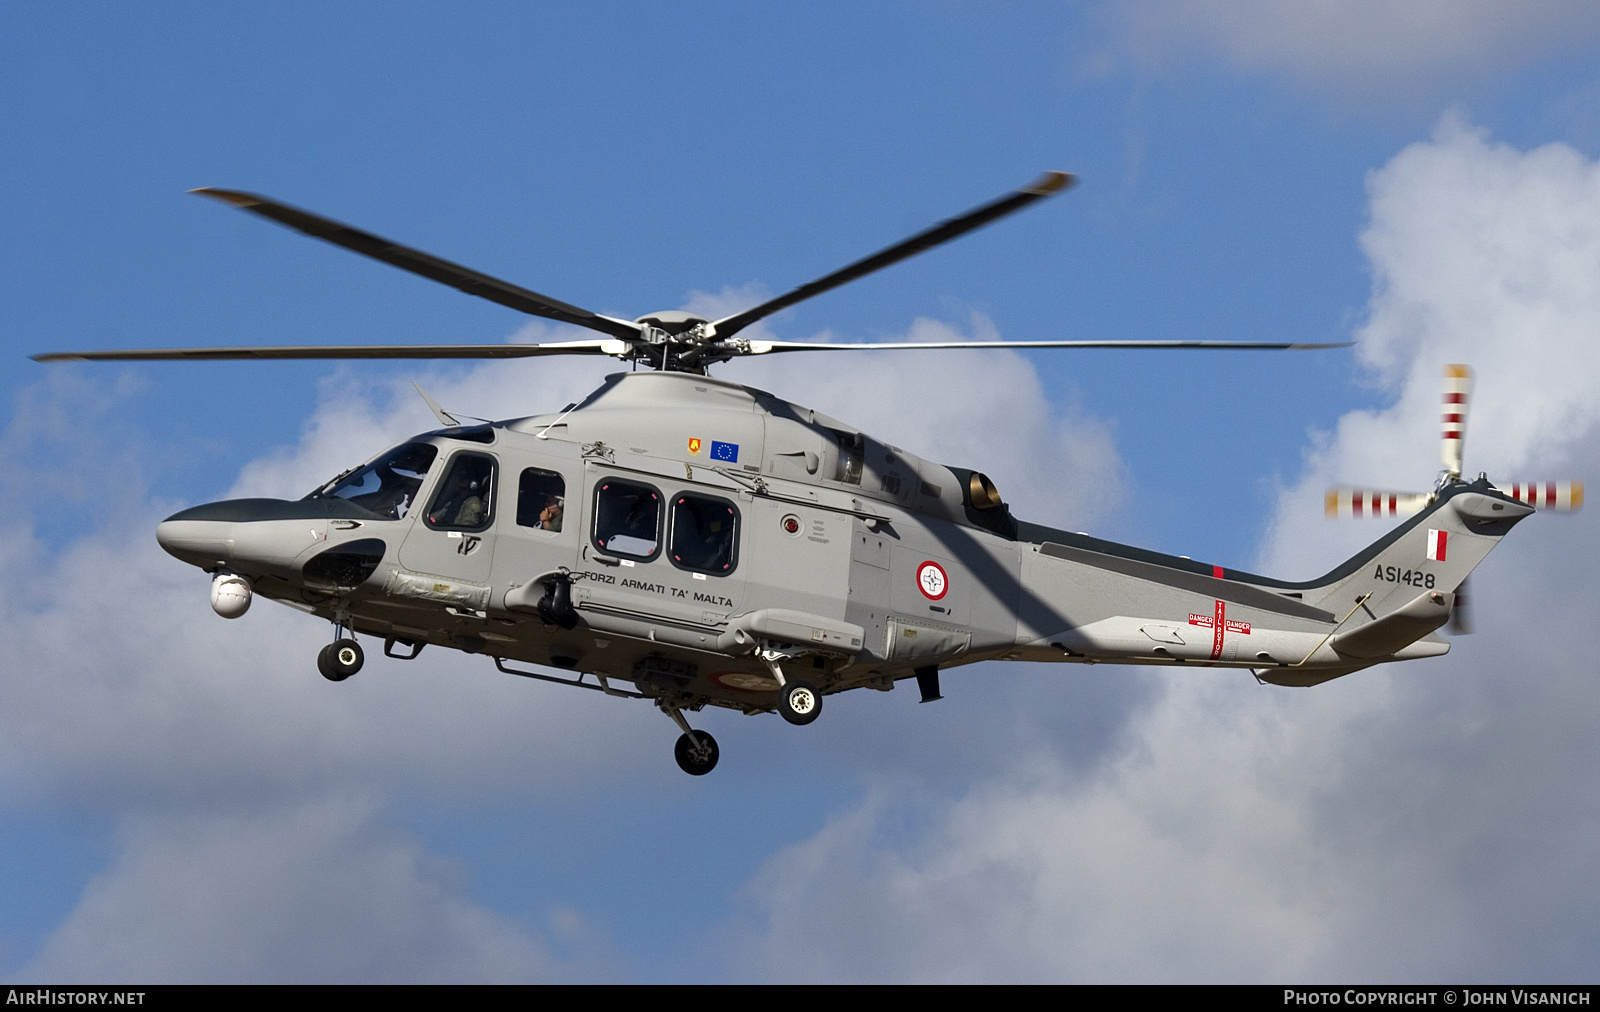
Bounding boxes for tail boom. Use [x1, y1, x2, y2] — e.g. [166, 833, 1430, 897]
[1012, 479, 1534, 685]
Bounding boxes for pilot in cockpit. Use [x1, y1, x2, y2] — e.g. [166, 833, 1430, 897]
[429, 462, 491, 528]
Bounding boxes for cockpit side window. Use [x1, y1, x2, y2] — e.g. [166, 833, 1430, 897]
[592, 479, 661, 560]
[516, 469, 566, 532]
[668, 494, 739, 575]
[425, 452, 497, 532]
[307, 442, 438, 521]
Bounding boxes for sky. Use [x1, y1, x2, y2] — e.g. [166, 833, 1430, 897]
[2, 1, 1599, 983]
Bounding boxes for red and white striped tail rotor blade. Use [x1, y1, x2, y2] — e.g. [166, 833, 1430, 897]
[1324, 488, 1431, 519]
[1441, 364, 1472, 480]
[1501, 481, 1584, 511]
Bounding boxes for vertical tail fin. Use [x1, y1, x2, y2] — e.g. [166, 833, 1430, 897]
[1301, 481, 1532, 622]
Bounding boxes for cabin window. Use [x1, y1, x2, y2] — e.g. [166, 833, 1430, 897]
[516, 469, 567, 532]
[424, 452, 497, 532]
[668, 494, 740, 576]
[308, 442, 438, 521]
[592, 479, 661, 560]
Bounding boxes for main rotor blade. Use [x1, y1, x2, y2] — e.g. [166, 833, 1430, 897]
[32, 340, 627, 362]
[711, 171, 1075, 340]
[736, 338, 1352, 354]
[190, 188, 642, 342]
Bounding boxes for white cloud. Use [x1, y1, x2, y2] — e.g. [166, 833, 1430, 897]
[1265, 111, 1600, 576]
[1115, 0, 1600, 94]
[735, 612, 1600, 981]
[20, 798, 571, 983]
[0, 349, 671, 980]
[727, 117, 1600, 981]
[726, 312, 1125, 531]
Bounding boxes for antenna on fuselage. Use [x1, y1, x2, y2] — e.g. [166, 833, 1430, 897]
[412, 382, 460, 427]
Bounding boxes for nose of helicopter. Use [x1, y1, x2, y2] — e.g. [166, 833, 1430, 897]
[156, 511, 240, 570]
[156, 497, 334, 571]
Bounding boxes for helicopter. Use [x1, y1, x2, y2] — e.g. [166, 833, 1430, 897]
[34, 173, 1550, 776]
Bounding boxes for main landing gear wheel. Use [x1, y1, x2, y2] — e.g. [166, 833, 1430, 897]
[674, 731, 719, 776]
[778, 679, 821, 726]
[317, 638, 364, 681]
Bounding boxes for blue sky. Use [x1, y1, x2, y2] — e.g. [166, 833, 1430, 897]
[3, 1, 1600, 982]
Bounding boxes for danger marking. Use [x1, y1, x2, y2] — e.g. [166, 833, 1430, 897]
[1188, 599, 1250, 661]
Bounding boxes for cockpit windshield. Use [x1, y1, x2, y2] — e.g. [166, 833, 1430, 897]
[305, 442, 439, 520]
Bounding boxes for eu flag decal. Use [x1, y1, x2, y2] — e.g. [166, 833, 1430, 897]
[709, 440, 739, 462]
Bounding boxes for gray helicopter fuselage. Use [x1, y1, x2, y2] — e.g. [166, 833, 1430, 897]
[156, 369, 1535, 713]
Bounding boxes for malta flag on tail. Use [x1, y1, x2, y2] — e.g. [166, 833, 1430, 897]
[1426, 529, 1448, 562]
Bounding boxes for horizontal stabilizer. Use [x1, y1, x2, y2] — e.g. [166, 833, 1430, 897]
[1332, 589, 1453, 659]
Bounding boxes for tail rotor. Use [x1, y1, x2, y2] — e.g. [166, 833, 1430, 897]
[1324, 489, 1432, 519]
[1441, 363, 1472, 481]
[1324, 363, 1581, 633]
[1500, 481, 1584, 512]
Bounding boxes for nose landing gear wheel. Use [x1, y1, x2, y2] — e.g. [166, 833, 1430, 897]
[318, 638, 364, 681]
[674, 731, 719, 775]
[778, 679, 821, 725]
